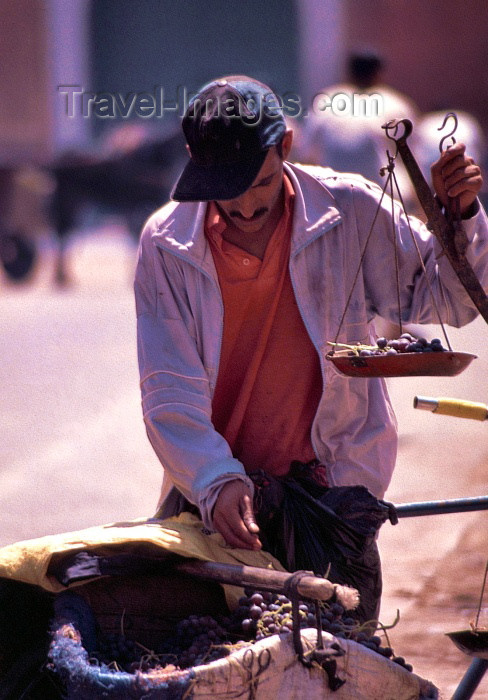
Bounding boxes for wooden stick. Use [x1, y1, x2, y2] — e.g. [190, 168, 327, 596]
[172, 559, 347, 603]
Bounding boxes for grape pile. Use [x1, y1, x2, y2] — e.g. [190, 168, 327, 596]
[87, 588, 413, 675]
[234, 590, 412, 671]
[329, 333, 447, 357]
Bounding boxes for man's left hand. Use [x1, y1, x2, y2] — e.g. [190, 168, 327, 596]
[431, 142, 483, 216]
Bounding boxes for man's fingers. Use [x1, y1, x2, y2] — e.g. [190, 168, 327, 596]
[444, 165, 482, 197]
[214, 510, 261, 549]
[432, 142, 467, 179]
[438, 141, 466, 162]
[212, 482, 262, 549]
[431, 142, 482, 214]
[240, 493, 260, 534]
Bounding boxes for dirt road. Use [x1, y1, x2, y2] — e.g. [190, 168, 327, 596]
[378, 322, 488, 697]
[1, 229, 487, 697]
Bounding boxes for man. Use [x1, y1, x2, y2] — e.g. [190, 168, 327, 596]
[297, 49, 419, 209]
[134, 75, 486, 556]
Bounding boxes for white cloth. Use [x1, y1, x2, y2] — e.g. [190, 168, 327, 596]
[298, 82, 419, 202]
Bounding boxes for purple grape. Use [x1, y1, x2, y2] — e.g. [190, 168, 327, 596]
[249, 605, 262, 620]
[87, 588, 415, 675]
[250, 592, 264, 606]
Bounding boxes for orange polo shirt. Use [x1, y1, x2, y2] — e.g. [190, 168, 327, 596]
[205, 175, 323, 476]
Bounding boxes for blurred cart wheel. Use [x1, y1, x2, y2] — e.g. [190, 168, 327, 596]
[0, 231, 37, 282]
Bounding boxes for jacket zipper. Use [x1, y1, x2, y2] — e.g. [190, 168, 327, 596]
[288, 223, 341, 477]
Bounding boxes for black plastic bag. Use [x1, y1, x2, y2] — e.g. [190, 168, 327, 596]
[250, 461, 394, 624]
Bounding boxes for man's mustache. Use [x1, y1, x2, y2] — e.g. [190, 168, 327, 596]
[229, 207, 268, 222]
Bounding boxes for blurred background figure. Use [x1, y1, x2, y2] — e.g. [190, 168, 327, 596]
[48, 122, 185, 285]
[0, 123, 185, 287]
[297, 48, 419, 209]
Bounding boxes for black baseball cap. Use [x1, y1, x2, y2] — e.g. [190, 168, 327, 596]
[171, 75, 287, 202]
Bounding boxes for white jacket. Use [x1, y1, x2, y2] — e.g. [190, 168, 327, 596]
[134, 162, 488, 528]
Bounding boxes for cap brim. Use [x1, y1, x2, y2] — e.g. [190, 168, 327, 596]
[171, 149, 267, 202]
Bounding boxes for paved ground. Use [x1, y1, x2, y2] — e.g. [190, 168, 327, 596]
[1, 227, 487, 697]
[0, 227, 162, 541]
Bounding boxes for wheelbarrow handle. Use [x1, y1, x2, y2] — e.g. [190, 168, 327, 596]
[394, 495, 488, 518]
[414, 396, 488, 421]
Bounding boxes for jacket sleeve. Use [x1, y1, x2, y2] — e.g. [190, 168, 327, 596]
[133, 222, 253, 529]
[351, 179, 488, 327]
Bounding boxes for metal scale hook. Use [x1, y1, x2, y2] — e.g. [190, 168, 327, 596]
[438, 111, 458, 153]
[437, 112, 466, 253]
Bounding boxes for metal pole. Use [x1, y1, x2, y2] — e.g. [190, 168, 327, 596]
[394, 495, 488, 518]
[451, 658, 488, 700]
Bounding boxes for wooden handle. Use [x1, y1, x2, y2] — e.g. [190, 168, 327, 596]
[172, 559, 336, 601]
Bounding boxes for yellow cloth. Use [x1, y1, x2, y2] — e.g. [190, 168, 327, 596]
[0, 513, 285, 609]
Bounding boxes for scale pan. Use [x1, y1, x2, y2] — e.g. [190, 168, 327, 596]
[326, 351, 477, 378]
[446, 630, 488, 659]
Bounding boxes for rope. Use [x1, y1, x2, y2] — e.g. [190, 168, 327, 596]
[387, 155, 403, 335]
[283, 570, 315, 662]
[389, 164, 453, 350]
[333, 151, 453, 351]
[333, 183, 389, 345]
[475, 560, 488, 630]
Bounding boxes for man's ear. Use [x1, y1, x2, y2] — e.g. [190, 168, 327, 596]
[280, 129, 294, 160]
[185, 143, 192, 157]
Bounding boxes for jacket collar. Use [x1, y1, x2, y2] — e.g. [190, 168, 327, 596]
[284, 162, 342, 255]
[151, 162, 342, 266]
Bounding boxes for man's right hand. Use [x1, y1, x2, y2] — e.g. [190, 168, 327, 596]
[212, 480, 262, 550]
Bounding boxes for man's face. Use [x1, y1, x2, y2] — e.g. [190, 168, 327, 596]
[215, 134, 291, 235]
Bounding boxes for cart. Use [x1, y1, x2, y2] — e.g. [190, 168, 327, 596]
[1, 478, 487, 699]
[0, 536, 439, 700]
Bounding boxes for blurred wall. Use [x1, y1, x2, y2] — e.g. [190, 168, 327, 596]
[297, 0, 345, 110]
[343, 0, 488, 134]
[48, 0, 91, 153]
[90, 0, 299, 139]
[0, 0, 52, 164]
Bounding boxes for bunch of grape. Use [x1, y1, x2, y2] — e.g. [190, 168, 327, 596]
[175, 614, 236, 668]
[233, 589, 413, 672]
[358, 333, 447, 357]
[89, 632, 144, 671]
[88, 588, 413, 674]
[89, 614, 239, 673]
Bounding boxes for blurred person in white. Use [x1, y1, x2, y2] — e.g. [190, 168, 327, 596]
[298, 49, 419, 206]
